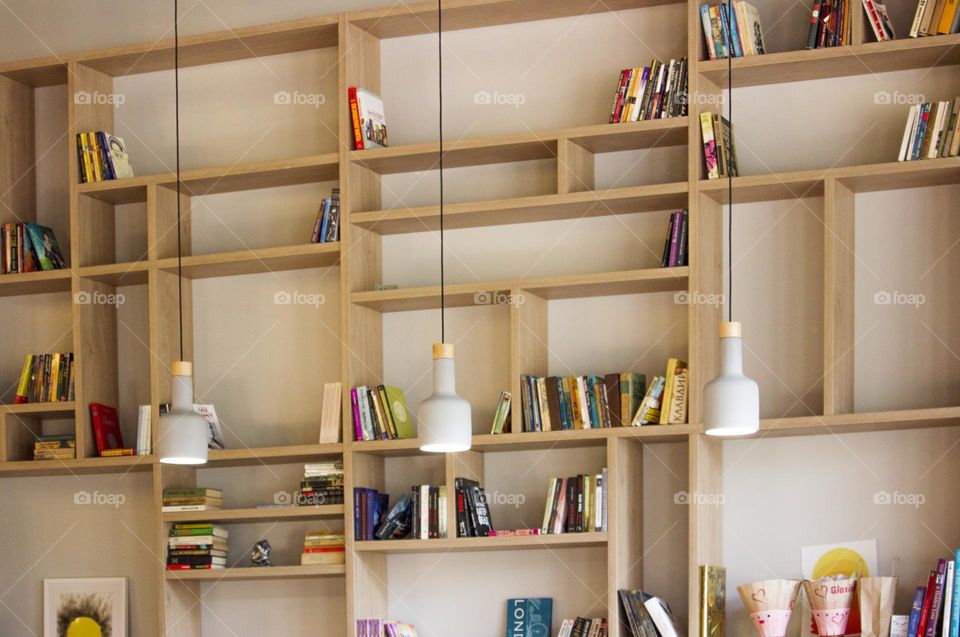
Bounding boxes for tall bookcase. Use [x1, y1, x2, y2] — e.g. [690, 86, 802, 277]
[0, 1, 958, 636]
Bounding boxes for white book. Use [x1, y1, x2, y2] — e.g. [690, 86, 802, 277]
[644, 597, 681, 637]
[910, 0, 930, 36]
[927, 101, 947, 159]
[935, 101, 954, 157]
[943, 560, 956, 637]
[594, 473, 603, 531]
[744, 4, 766, 54]
[162, 505, 222, 512]
[541, 478, 557, 532]
[318, 382, 342, 444]
[419, 485, 429, 540]
[193, 404, 225, 450]
[899, 104, 921, 161]
[557, 619, 574, 637]
[576, 377, 590, 428]
[136, 404, 151, 455]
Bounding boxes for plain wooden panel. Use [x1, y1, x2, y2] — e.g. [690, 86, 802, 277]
[687, 434, 722, 637]
[73, 278, 120, 458]
[509, 290, 547, 432]
[823, 178, 855, 415]
[0, 76, 35, 225]
[149, 184, 190, 262]
[607, 438, 644, 636]
[558, 139, 595, 194]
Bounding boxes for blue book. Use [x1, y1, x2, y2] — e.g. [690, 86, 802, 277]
[951, 548, 960, 637]
[909, 587, 926, 637]
[725, 4, 744, 58]
[505, 598, 552, 637]
[318, 197, 331, 244]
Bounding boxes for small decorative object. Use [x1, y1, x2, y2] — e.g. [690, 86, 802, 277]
[44, 577, 127, 637]
[251, 540, 272, 567]
[889, 615, 909, 637]
[736, 579, 802, 637]
[859, 576, 898, 637]
[803, 577, 858, 636]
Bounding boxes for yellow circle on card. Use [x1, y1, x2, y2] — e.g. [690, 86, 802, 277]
[812, 548, 870, 579]
[66, 616, 102, 637]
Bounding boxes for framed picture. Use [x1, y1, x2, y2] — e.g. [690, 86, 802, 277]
[43, 577, 127, 637]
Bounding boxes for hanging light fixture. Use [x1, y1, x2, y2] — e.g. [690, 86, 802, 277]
[159, 0, 209, 464]
[703, 0, 759, 437]
[418, 0, 472, 453]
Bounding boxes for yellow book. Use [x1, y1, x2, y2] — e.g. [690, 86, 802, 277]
[48, 353, 60, 402]
[938, 0, 959, 33]
[659, 358, 687, 424]
[621, 68, 640, 122]
[15, 354, 32, 403]
[79, 133, 94, 183]
[89, 132, 103, 182]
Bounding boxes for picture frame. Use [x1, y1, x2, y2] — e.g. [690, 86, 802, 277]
[43, 577, 127, 637]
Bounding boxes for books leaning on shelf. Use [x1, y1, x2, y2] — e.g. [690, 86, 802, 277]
[89, 403, 134, 457]
[351, 385, 414, 441]
[862, 0, 897, 42]
[490, 390, 512, 434]
[898, 97, 960, 161]
[162, 487, 223, 512]
[356, 620, 419, 637]
[904, 549, 960, 637]
[166, 523, 229, 570]
[660, 209, 689, 268]
[700, 111, 738, 180]
[700, 2, 765, 60]
[299, 459, 344, 506]
[909, 0, 960, 37]
[631, 358, 689, 426]
[318, 382, 342, 443]
[33, 433, 76, 461]
[2, 223, 67, 274]
[310, 189, 341, 244]
[300, 530, 345, 565]
[803, 0, 855, 48]
[540, 471, 607, 534]
[454, 478, 493, 538]
[348, 87, 388, 150]
[507, 598, 553, 637]
[619, 589, 682, 637]
[518, 372, 648, 432]
[557, 617, 608, 637]
[75, 131, 134, 183]
[608, 58, 688, 123]
[135, 404, 155, 456]
[15, 353, 74, 403]
[354, 487, 390, 541]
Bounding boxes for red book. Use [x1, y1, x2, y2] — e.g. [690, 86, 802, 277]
[924, 560, 948, 637]
[916, 569, 939, 637]
[348, 87, 363, 150]
[302, 547, 345, 553]
[89, 403, 123, 454]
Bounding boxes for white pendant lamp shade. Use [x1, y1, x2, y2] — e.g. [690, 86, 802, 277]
[419, 344, 472, 453]
[158, 361, 209, 464]
[703, 322, 759, 437]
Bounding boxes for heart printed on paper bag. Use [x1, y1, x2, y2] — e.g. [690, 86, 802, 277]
[814, 585, 828, 599]
[751, 589, 767, 603]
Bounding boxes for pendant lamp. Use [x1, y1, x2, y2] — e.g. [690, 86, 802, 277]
[159, 0, 209, 464]
[703, 0, 759, 437]
[418, 0, 472, 453]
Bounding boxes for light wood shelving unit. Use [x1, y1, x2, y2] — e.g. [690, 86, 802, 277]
[1, 1, 958, 636]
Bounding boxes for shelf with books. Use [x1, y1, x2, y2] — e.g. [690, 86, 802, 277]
[162, 504, 345, 524]
[351, 268, 689, 313]
[154, 243, 340, 280]
[164, 563, 346, 581]
[350, 183, 689, 234]
[0, 269, 73, 297]
[353, 531, 609, 553]
[698, 33, 960, 88]
[205, 443, 344, 467]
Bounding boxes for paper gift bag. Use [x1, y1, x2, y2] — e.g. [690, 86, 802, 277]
[859, 577, 897, 637]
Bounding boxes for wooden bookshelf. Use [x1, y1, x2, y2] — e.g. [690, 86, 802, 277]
[353, 532, 609, 553]
[0, 269, 73, 296]
[162, 504, 344, 524]
[164, 564, 345, 581]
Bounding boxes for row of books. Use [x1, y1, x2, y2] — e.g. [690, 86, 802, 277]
[1, 223, 67, 274]
[356, 620, 418, 637]
[541, 471, 608, 534]
[300, 530, 344, 566]
[700, 111, 738, 180]
[33, 433, 75, 461]
[412, 484, 449, 539]
[909, 0, 960, 37]
[351, 385, 414, 441]
[15, 353, 75, 404]
[354, 487, 391, 541]
[898, 98, 960, 161]
[558, 617, 609, 637]
[75, 132, 134, 183]
[454, 477, 493, 538]
[804, 0, 856, 49]
[619, 590, 682, 637]
[161, 487, 222, 513]
[905, 550, 960, 637]
[700, 2, 766, 59]
[660, 209, 689, 268]
[636, 359, 689, 426]
[299, 460, 344, 506]
[310, 188, 341, 244]
[349, 87, 388, 150]
[608, 58, 688, 124]
[166, 523, 229, 571]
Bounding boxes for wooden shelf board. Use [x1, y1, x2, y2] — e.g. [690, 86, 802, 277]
[205, 444, 344, 467]
[0, 454, 155, 476]
[156, 244, 340, 280]
[164, 564, 345, 582]
[350, 183, 688, 234]
[162, 505, 344, 524]
[0, 58, 67, 87]
[566, 118, 688, 153]
[1, 401, 76, 419]
[350, 438, 424, 456]
[353, 532, 608, 553]
[0, 269, 72, 297]
[349, 0, 680, 38]
[699, 34, 960, 87]
[700, 170, 826, 203]
[472, 424, 699, 450]
[757, 407, 960, 437]
[76, 154, 340, 204]
[78, 261, 151, 286]
[351, 267, 688, 312]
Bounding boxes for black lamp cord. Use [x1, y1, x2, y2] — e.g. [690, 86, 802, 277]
[438, 0, 445, 344]
[174, 0, 184, 361]
[725, 0, 733, 324]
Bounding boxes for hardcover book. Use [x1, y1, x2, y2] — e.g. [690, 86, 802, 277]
[699, 565, 726, 637]
[349, 87, 388, 150]
[506, 598, 553, 637]
[90, 403, 124, 454]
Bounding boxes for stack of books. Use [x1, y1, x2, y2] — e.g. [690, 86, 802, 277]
[909, 0, 960, 37]
[660, 209, 689, 268]
[161, 488, 223, 513]
[517, 372, 646, 432]
[898, 97, 960, 161]
[353, 488, 389, 541]
[356, 620, 419, 637]
[2, 223, 67, 273]
[166, 523, 229, 571]
[33, 433, 76, 461]
[541, 471, 607, 534]
[75, 132, 134, 183]
[300, 530, 345, 565]
[700, 111, 738, 180]
[631, 358, 688, 426]
[412, 484, 449, 539]
[310, 189, 341, 244]
[802, 0, 855, 48]
[454, 478, 492, 538]
[350, 385, 414, 441]
[700, 2, 765, 59]
[620, 590, 682, 637]
[558, 617, 608, 637]
[904, 549, 960, 637]
[15, 353, 75, 403]
[608, 58, 688, 123]
[299, 460, 344, 506]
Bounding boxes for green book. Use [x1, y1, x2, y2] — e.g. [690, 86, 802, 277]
[620, 372, 646, 425]
[383, 386, 415, 439]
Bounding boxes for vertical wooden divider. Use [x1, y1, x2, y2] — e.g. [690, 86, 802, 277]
[153, 464, 200, 637]
[823, 177, 856, 416]
[509, 288, 547, 433]
[0, 75, 35, 225]
[606, 437, 644, 637]
[557, 138, 595, 194]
